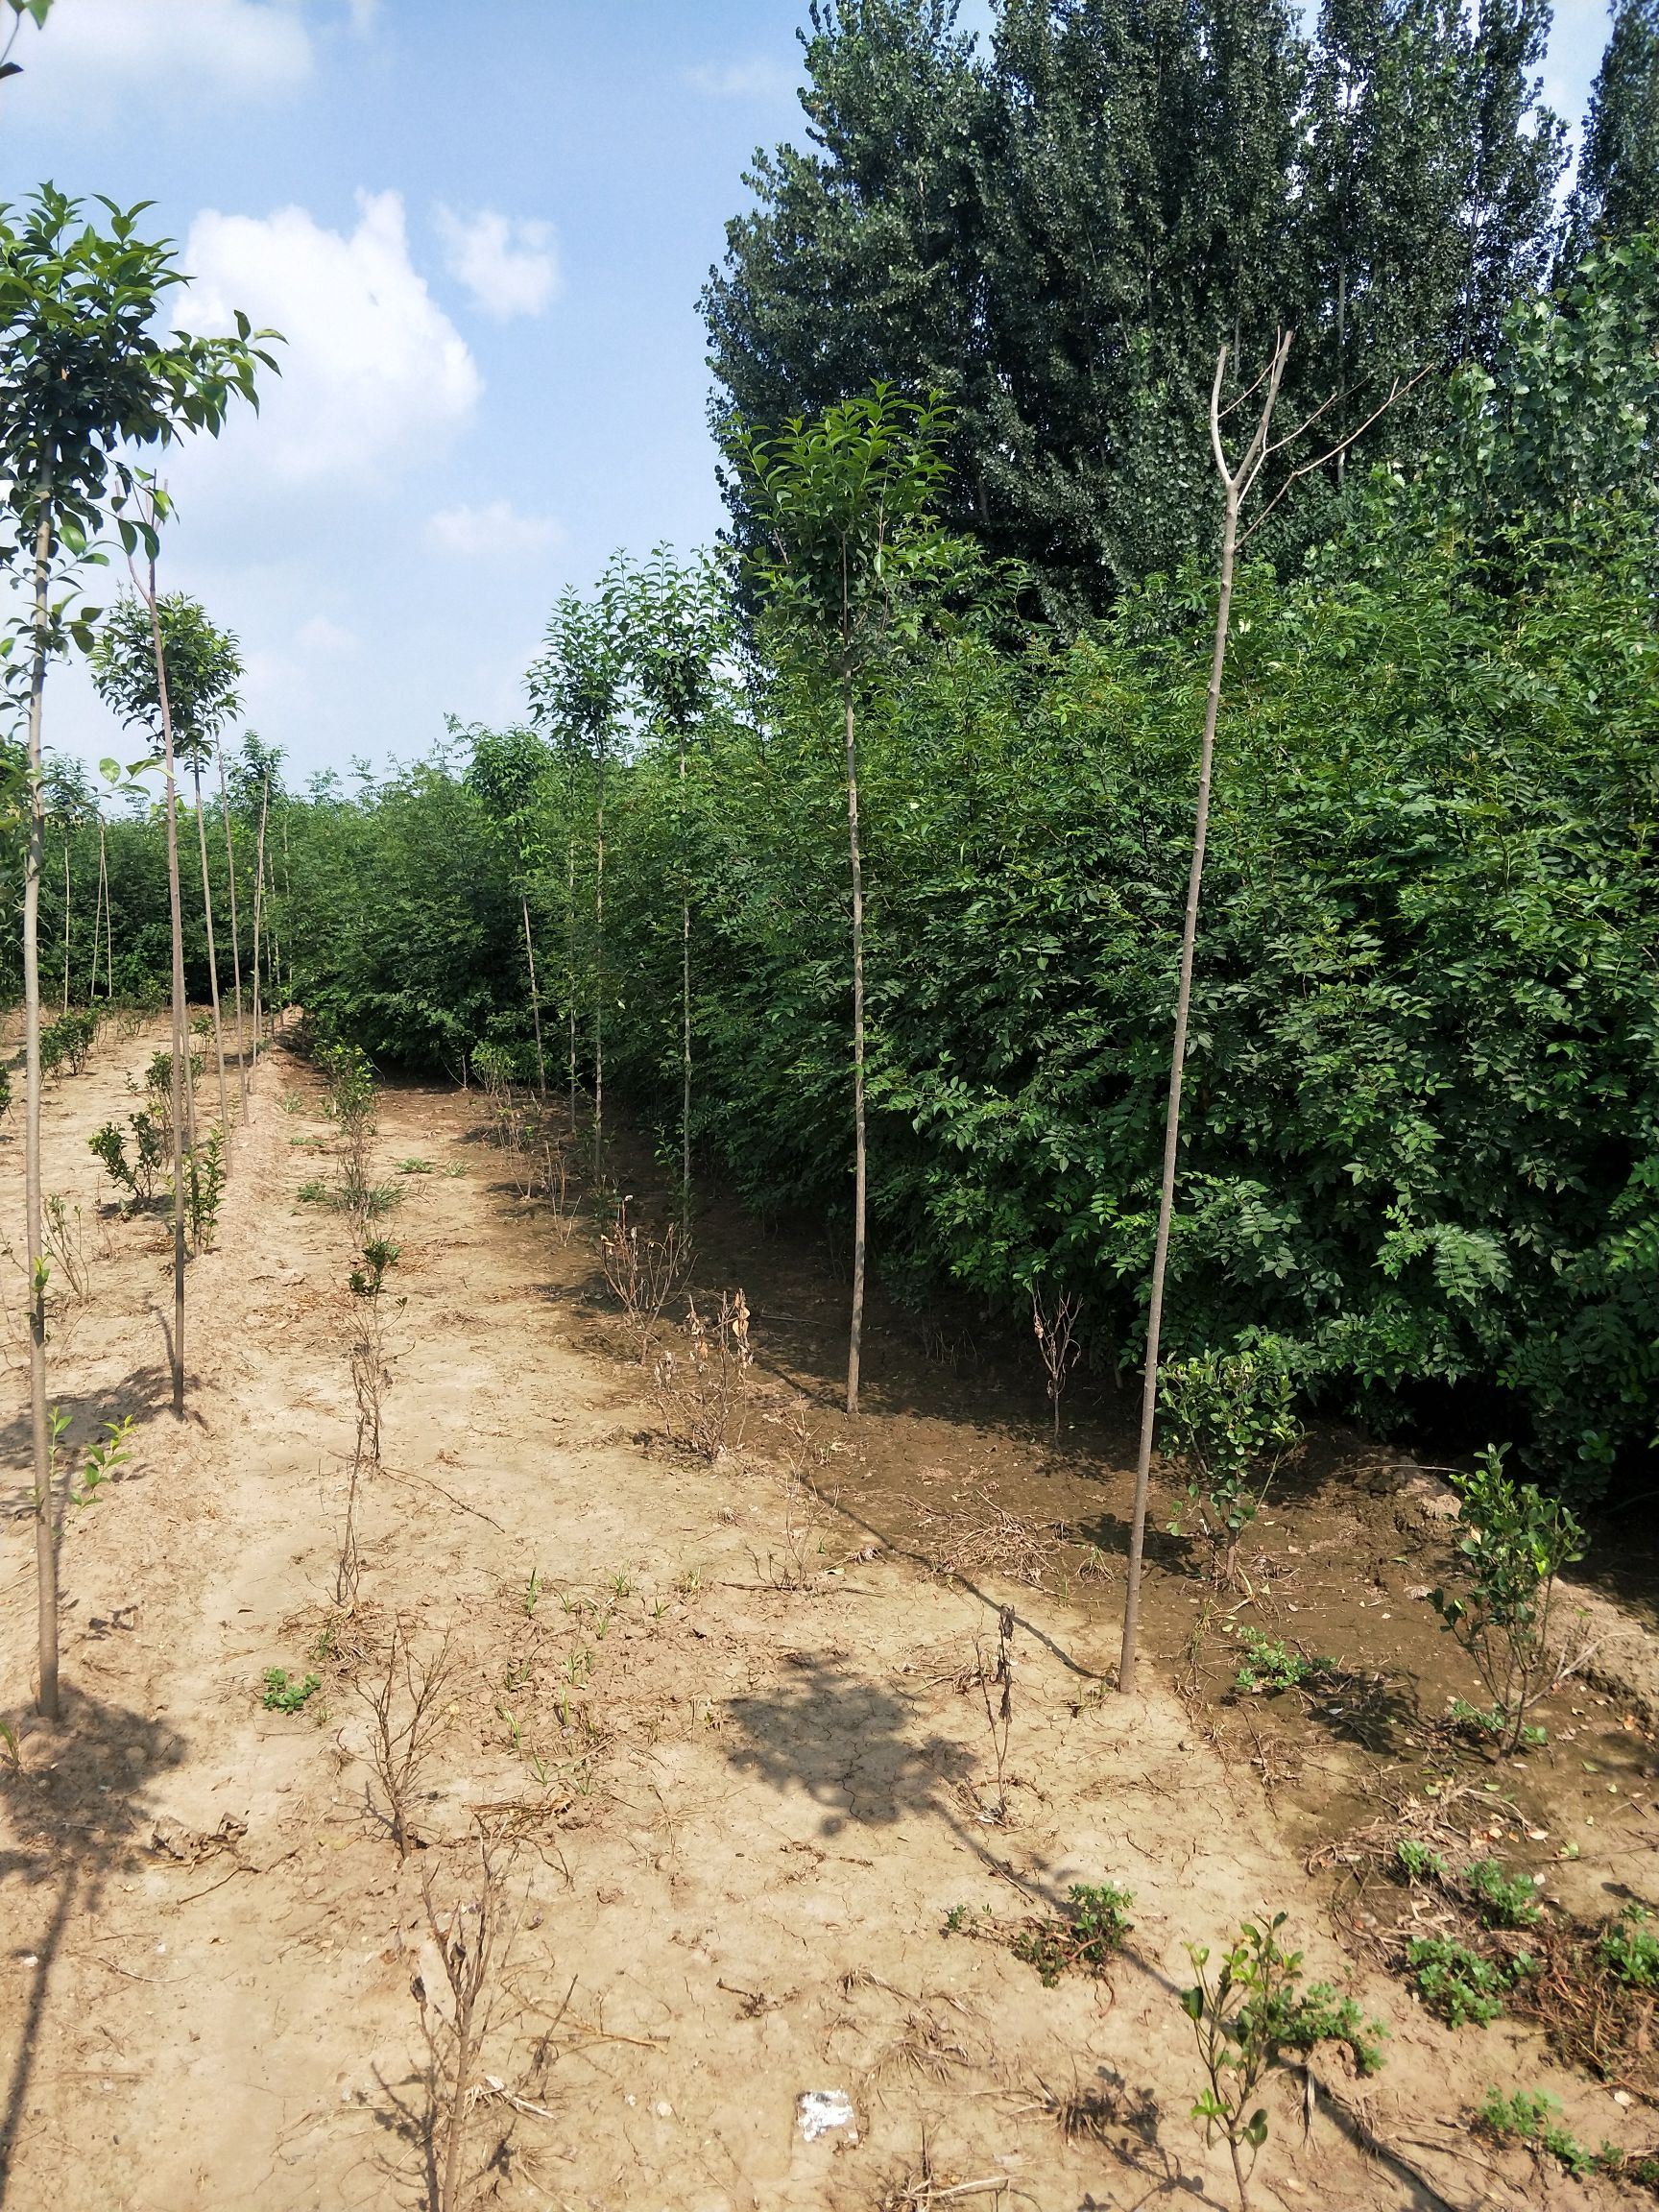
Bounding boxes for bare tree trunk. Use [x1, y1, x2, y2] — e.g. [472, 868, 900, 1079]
[88, 816, 107, 1001]
[101, 818, 113, 1007]
[60, 833, 69, 1012]
[844, 660, 867, 1418]
[521, 895, 545, 1097]
[679, 722, 692, 1228]
[592, 744, 606, 1174]
[216, 740, 248, 1110]
[1118, 341, 1289, 1695]
[565, 827, 577, 1139]
[25, 476, 57, 1719]
[141, 550, 189, 1423]
[191, 760, 229, 1134]
[250, 775, 269, 1072]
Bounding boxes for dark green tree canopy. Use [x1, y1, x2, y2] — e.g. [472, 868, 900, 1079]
[705, 0, 1565, 618]
[1563, 0, 1659, 263]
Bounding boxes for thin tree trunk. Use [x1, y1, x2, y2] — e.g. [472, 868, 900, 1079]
[565, 826, 577, 1139]
[680, 722, 691, 1228]
[592, 744, 606, 1174]
[250, 776, 269, 1070]
[102, 820, 113, 1008]
[141, 550, 188, 1422]
[1118, 342, 1287, 1695]
[25, 474, 57, 1719]
[216, 740, 248, 1109]
[844, 659, 867, 1418]
[522, 894, 546, 1097]
[60, 834, 69, 1012]
[192, 761, 229, 1134]
[88, 817, 106, 1002]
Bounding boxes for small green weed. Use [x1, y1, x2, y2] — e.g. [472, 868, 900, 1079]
[1466, 1858, 1543, 1930]
[397, 1157, 434, 1174]
[1232, 1627, 1332, 1695]
[1406, 1936, 1533, 2027]
[1012, 1881, 1135, 1985]
[278, 1089, 308, 1115]
[1600, 1903, 1659, 1988]
[1476, 2088, 1628, 2181]
[261, 1667, 322, 1715]
[297, 1179, 329, 1203]
[523, 1567, 544, 1617]
[1395, 1839, 1450, 1883]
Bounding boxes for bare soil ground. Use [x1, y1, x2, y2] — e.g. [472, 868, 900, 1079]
[2, 1019, 1657, 2212]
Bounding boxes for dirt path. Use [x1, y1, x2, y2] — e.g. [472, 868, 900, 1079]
[0, 1028, 1641, 2210]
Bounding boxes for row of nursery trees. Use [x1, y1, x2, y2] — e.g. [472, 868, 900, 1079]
[0, 177, 279, 1724]
[32, 232, 1659, 1532]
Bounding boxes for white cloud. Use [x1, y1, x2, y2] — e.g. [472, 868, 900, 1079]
[295, 613, 358, 657]
[434, 207, 560, 321]
[20, 0, 313, 101]
[685, 57, 798, 100]
[425, 500, 563, 560]
[180, 190, 482, 486]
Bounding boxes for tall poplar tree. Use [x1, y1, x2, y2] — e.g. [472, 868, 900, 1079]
[1562, 0, 1659, 263]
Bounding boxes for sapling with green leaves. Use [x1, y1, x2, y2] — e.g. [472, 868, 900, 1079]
[1181, 1911, 1385, 2210]
[0, 184, 274, 1714]
[1431, 1444, 1587, 1753]
[738, 385, 973, 1415]
[1161, 1340, 1303, 1589]
[92, 590, 244, 1136]
[527, 582, 626, 1172]
[616, 544, 730, 1222]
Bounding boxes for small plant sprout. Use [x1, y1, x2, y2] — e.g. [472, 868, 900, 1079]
[1465, 1858, 1543, 1931]
[1476, 2089, 1629, 2181]
[1161, 1340, 1303, 1589]
[262, 1667, 322, 1714]
[1600, 1903, 1659, 1987]
[1232, 1628, 1332, 1695]
[48, 1407, 134, 1515]
[397, 1156, 433, 1173]
[1394, 1839, 1450, 1885]
[1405, 1936, 1534, 2026]
[1431, 1445, 1587, 1754]
[1013, 1882, 1134, 1985]
[1181, 1913, 1385, 2210]
[522, 1566, 544, 1618]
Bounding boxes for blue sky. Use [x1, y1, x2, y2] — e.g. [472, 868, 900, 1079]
[0, 0, 1612, 785]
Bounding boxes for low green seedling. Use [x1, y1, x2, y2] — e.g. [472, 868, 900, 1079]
[1466, 1858, 1543, 1930]
[261, 1667, 322, 1715]
[1012, 1881, 1135, 1985]
[1406, 1936, 1533, 2027]
[397, 1157, 434, 1174]
[1395, 1839, 1450, 1884]
[1600, 1903, 1659, 1988]
[1233, 1627, 1333, 1695]
[297, 1179, 329, 1203]
[1477, 2089, 1629, 2181]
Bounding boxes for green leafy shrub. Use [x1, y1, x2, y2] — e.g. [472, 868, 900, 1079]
[1395, 1840, 1450, 1884]
[1233, 1627, 1332, 1695]
[1431, 1446, 1586, 1753]
[1406, 1936, 1533, 2027]
[1466, 1859, 1543, 1931]
[1162, 1341, 1303, 1586]
[1599, 1903, 1659, 1988]
[1012, 1881, 1134, 1985]
[260, 1668, 321, 1715]
[1476, 2088, 1627, 2180]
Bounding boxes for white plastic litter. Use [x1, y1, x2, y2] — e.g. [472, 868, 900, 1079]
[797, 2089, 854, 2142]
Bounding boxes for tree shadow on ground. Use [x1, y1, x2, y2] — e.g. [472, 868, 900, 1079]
[0, 1689, 189, 2208]
[723, 1657, 982, 1841]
